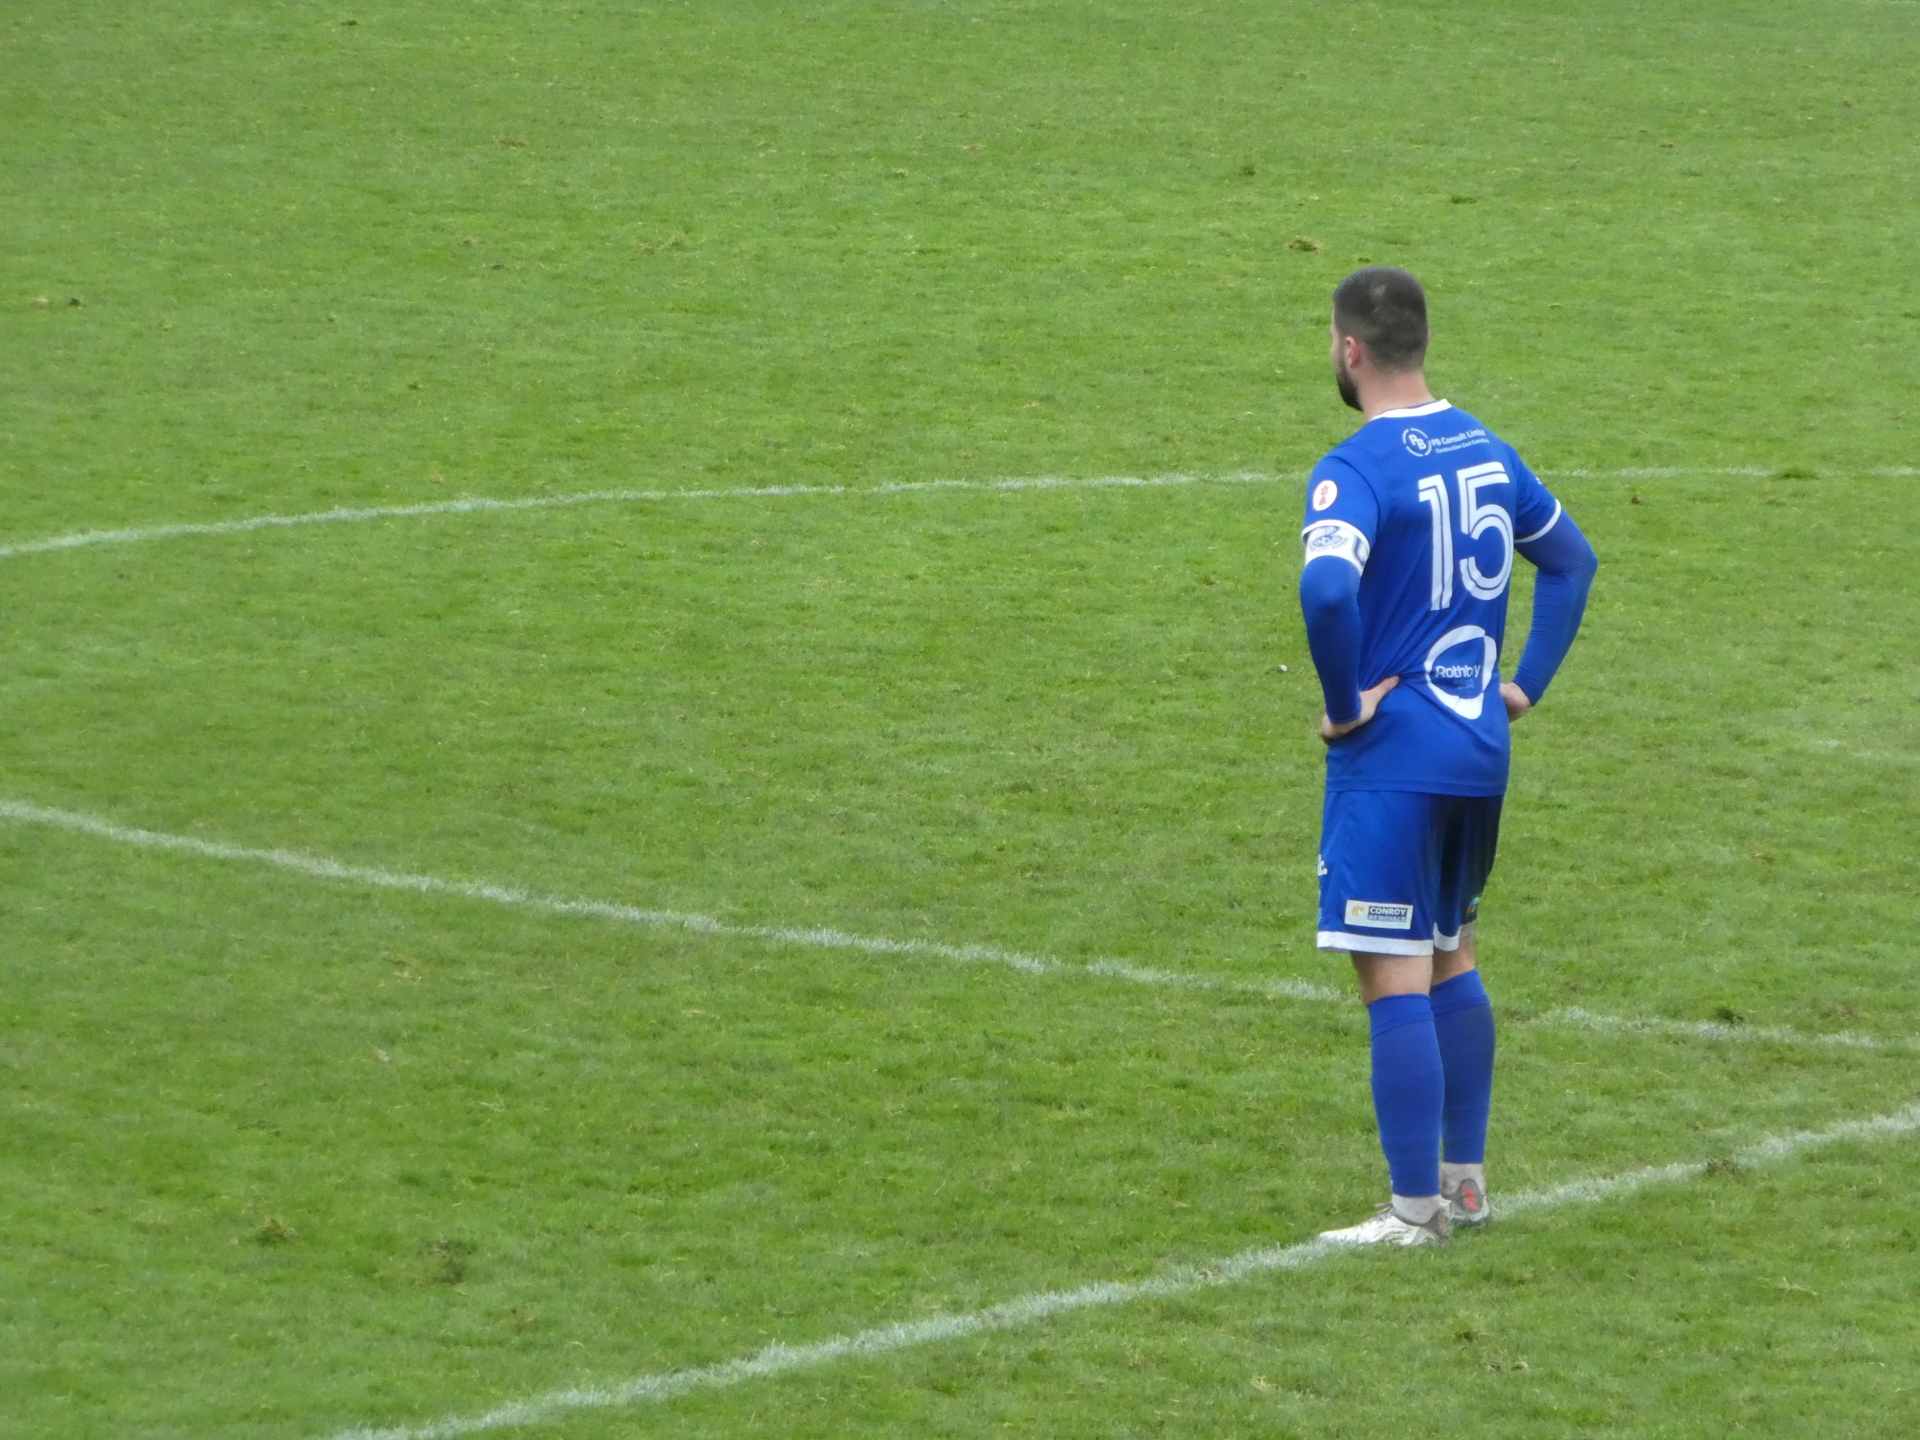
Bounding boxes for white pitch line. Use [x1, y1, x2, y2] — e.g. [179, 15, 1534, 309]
[1548, 466, 1916, 479]
[322, 1103, 1920, 1440]
[0, 797, 1338, 1005]
[5, 796, 1913, 1055]
[1534, 1005, 1914, 1052]
[0, 472, 1276, 563]
[0, 466, 1911, 565]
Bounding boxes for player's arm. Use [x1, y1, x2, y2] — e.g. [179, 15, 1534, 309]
[1300, 555, 1364, 725]
[1298, 464, 1395, 742]
[1503, 504, 1598, 720]
[1301, 556, 1399, 741]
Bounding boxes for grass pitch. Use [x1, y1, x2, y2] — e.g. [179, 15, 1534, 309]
[3, 3, 1918, 1437]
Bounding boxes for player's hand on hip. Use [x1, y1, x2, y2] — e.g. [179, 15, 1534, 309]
[1500, 681, 1533, 722]
[1320, 675, 1398, 744]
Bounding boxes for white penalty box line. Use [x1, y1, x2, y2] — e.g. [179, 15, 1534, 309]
[0, 466, 1913, 564]
[325, 1103, 1920, 1440]
[0, 797, 1910, 1058]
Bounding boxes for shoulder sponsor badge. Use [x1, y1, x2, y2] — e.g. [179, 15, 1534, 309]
[1311, 478, 1338, 511]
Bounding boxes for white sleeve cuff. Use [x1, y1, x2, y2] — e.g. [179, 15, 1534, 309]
[1515, 499, 1563, 545]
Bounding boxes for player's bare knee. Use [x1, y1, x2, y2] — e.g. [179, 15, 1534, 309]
[1431, 934, 1478, 987]
[1350, 950, 1433, 1004]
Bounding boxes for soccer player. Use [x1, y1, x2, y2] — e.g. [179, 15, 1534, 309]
[1299, 267, 1598, 1246]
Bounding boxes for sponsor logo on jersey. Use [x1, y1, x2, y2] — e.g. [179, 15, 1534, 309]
[1426, 426, 1492, 457]
[1402, 427, 1433, 457]
[1345, 899, 1414, 930]
[1423, 624, 1499, 720]
[1311, 478, 1339, 511]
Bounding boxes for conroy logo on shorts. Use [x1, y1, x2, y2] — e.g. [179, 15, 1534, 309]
[1344, 900, 1414, 930]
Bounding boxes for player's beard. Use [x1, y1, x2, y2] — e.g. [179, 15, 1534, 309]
[1333, 353, 1363, 412]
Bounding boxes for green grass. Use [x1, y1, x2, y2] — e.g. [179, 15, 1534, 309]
[3, 2, 1919, 1437]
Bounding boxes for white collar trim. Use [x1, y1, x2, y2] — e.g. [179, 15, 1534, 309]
[1373, 399, 1452, 419]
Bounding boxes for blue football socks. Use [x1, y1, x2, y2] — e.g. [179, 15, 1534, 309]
[1430, 968, 1496, 1166]
[1366, 992, 1445, 1200]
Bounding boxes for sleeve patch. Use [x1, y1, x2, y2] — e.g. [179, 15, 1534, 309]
[1301, 519, 1371, 572]
[1311, 478, 1339, 511]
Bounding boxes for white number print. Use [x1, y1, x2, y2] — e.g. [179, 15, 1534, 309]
[1416, 473, 1454, 610]
[1416, 463, 1514, 609]
[1455, 462, 1514, 600]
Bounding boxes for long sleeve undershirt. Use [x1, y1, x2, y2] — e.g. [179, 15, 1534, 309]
[1298, 512, 1597, 722]
[1510, 513, 1598, 703]
[1299, 558, 1365, 724]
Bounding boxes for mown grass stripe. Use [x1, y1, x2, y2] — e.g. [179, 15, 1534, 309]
[322, 1104, 1920, 1440]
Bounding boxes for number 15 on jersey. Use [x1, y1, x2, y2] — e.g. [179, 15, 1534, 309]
[1416, 461, 1514, 610]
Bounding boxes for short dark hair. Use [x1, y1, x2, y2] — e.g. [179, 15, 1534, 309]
[1332, 267, 1429, 372]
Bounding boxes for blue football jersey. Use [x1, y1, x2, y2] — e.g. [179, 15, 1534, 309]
[1301, 400, 1564, 797]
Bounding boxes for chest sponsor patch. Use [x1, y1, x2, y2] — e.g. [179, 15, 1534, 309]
[1423, 624, 1499, 721]
[1345, 899, 1415, 930]
[1311, 478, 1339, 511]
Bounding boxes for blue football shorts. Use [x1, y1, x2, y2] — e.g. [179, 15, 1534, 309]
[1316, 790, 1505, 957]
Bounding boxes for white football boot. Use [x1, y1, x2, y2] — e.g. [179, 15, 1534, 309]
[1318, 1202, 1450, 1248]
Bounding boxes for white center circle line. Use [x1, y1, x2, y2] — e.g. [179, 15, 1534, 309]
[0, 796, 1906, 1054]
[319, 1103, 1920, 1440]
[1, 466, 1909, 564]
